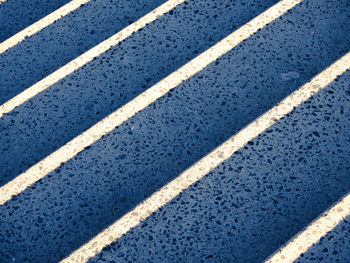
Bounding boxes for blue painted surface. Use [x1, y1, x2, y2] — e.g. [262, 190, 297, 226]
[0, 0, 349, 262]
[1, 0, 349, 187]
[88, 70, 350, 263]
[295, 216, 350, 263]
[0, 0, 169, 104]
[0, 0, 71, 42]
[0, 0, 282, 185]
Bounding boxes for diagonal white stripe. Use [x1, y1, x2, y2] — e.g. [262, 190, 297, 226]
[0, 0, 92, 54]
[0, 0, 303, 206]
[59, 51, 350, 263]
[265, 192, 350, 263]
[0, 0, 186, 118]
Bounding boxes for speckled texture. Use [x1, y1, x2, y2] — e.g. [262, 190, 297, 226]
[62, 50, 350, 262]
[295, 216, 350, 263]
[87, 70, 350, 263]
[0, 0, 304, 206]
[0, 0, 283, 184]
[0, 0, 349, 262]
[0, 0, 168, 104]
[0, 0, 70, 42]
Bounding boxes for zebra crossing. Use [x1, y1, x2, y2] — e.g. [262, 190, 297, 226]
[0, 0, 349, 262]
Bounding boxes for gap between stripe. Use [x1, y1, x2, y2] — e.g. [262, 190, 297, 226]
[0, 0, 186, 117]
[60, 51, 350, 263]
[0, 0, 304, 206]
[0, 0, 92, 54]
[265, 192, 350, 263]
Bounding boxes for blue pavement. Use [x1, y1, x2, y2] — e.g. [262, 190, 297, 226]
[0, 0, 349, 262]
[89, 70, 350, 262]
[0, 0, 169, 104]
[0, 0, 71, 42]
[0, 0, 282, 184]
[295, 216, 350, 263]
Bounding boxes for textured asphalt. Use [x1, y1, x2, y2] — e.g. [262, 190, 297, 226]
[0, 0, 168, 104]
[0, 0, 71, 42]
[295, 215, 350, 263]
[89, 69, 350, 263]
[0, 0, 349, 262]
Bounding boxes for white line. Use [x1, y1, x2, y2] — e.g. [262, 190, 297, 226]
[0, 0, 304, 207]
[265, 192, 350, 263]
[0, 0, 186, 118]
[0, 0, 92, 54]
[60, 52, 350, 263]
[0, 0, 301, 202]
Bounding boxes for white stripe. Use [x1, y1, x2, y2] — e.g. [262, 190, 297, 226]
[0, 0, 302, 205]
[265, 192, 350, 263]
[0, 0, 304, 207]
[60, 52, 350, 263]
[0, 0, 186, 118]
[0, 0, 92, 54]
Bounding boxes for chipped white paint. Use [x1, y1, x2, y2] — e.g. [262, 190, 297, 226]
[265, 192, 350, 263]
[0, 0, 92, 54]
[0, 0, 304, 207]
[60, 51, 350, 263]
[0, 0, 186, 118]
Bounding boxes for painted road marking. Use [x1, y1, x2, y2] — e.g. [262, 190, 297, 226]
[0, 0, 305, 207]
[0, 0, 186, 118]
[0, 0, 93, 54]
[59, 50, 350, 263]
[0, 0, 303, 206]
[265, 192, 350, 263]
